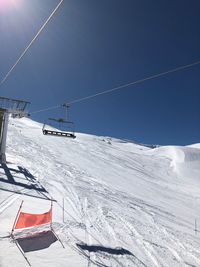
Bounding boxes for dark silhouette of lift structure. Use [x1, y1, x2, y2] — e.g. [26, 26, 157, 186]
[42, 104, 76, 139]
[0, 164, 50, 200]
[0, 97, 30, 163]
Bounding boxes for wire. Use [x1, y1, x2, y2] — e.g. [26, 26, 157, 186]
[31, 105, 61, 115]
[66, 59, 200, 105]
[0, 0, 64, 88]
[30, 59, 200, 114]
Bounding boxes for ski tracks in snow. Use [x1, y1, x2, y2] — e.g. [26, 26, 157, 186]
[48, 161, 200, 267]
[0, 190, 26, 215]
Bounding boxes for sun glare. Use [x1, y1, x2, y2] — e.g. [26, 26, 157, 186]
[0, 0, 22, 12]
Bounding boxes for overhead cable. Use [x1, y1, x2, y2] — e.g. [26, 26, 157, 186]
[31, 104, 61, 115]
[66, 60, 200, 105]
[31, 59, 200, 114]
[0, 0, 64, 88]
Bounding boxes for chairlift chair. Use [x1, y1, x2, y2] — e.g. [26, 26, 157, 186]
[42, 118, 76, 138]
[42, 104, 76, 138]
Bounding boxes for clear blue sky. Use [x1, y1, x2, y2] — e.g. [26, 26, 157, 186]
[0, 0, 200, 145]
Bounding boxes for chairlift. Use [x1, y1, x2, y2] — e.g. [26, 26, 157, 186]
[42, 104, 76, 139]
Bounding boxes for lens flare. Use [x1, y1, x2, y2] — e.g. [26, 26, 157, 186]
[0, 0, 22, 12]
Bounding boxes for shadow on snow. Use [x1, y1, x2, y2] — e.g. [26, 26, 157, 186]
[16, 230, 57, 253]
[76, 243, 133, 256]
[0, 163, 50, 200]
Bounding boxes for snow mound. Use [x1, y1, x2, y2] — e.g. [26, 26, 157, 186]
[187, 143, 200, 149]
[148, 145, 200, 174]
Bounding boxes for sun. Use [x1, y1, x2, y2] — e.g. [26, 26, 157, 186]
[0, 0, 22, 12]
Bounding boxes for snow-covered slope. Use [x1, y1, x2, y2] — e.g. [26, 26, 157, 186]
[0, 117, 200, 267]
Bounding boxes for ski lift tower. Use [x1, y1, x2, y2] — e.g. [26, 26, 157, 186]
[0, 97, 30, 164]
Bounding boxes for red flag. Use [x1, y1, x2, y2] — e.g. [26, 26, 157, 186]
[15, 209, 52, 229]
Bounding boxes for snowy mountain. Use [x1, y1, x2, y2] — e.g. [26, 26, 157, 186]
[0, 117, 200, 267]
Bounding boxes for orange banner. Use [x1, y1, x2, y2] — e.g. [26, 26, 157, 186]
[15, 209, 52, 229]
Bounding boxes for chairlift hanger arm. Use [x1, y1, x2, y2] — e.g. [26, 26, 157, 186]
[48, 118, 73, 124]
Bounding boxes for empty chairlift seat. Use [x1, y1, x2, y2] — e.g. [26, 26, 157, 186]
[42, 118, 76, 139]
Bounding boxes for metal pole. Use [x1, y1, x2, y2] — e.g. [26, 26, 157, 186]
[51, 228, 65, 248]
[195, 219, 197, 235]
[0, 112, 9, 163]
[50, 199, 53, 230]
[63, 198, 65, 223]
[14, 240, 31, 266]
[50, 198, 65, 248]
[11, 200, 24, 236]
[63, 103, 70, 121]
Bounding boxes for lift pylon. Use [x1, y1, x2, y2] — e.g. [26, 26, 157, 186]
[0, 97, 30, 163]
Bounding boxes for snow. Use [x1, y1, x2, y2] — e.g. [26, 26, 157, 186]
[0, 117, 200, 266]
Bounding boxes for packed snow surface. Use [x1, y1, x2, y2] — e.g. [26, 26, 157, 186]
[0, 117, 200, 267]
